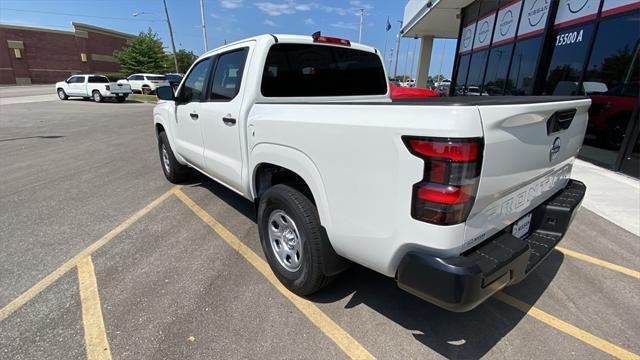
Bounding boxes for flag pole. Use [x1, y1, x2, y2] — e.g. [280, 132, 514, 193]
[383, 17, 391, 75]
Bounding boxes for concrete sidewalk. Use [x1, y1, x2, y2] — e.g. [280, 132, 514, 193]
[572, 159, 640, 236]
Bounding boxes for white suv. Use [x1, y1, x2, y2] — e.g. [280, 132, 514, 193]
[123, 73, 170, 95]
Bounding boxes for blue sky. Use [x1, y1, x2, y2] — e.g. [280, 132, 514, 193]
[0, 0, 456, 78]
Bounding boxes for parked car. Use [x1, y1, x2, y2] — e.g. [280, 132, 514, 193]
[389, 81, 438, 99]
[466, 86, 489, 96]
[165, 73, 184, 91]
[588, 82, 638, 149]
[403, 78, 416, 87]
[154, 34, 589, 312]
[56, 75, 131, 102]
[120, 73, 170, 95]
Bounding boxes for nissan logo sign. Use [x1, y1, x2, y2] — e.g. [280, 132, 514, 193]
[567, 0, 589, 13]
[462, 28, 472, 48]
[550, 137, 561, 161]
[478, 21, 490, 43]
[528, 0, 549, 27]
[499, 10, 514, 36]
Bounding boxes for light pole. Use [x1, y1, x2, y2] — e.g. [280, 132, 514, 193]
[199, 0, 208, 52]
[133, 1, 179, 74]
[393, 20, 402, 78]
[358, 8, 364, 43]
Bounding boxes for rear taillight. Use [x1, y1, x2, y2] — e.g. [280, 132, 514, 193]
[403, 136, 483, 225]
[105, 84, 110, 90]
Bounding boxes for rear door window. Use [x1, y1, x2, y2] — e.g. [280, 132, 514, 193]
[261, 44, 387, 97]
[210, 48, 248, 101]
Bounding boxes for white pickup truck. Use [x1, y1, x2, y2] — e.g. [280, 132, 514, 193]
[153, 34, 589, 311]
[56, 75, 131, 102]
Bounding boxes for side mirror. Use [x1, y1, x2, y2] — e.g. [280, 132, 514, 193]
[156, 86, 175, 101]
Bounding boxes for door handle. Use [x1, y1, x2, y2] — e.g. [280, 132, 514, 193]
[190, 112, 199, 120]
[222, 116, 236, 126]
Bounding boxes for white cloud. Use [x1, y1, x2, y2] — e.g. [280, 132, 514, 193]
[254, 1, 316, 16]
[210, 12, 221, 19]
[330, 21, 358, 30]
[320, 5, 349, 16]
[348, 0, 373, 9]
[303, 18, 315, 25]
[321, 1, 372, 16]
[220, 0, 243, 9]
[263, 19, 277, 26]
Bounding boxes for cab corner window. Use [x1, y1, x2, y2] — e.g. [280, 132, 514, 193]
[179, 58, 212, 103]
[210, 48, 248, 101]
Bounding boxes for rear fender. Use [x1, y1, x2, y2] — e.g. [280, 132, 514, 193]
[250, 143, 332, 230]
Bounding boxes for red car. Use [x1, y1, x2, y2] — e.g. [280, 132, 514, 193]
[588, 82, 638, 149]
[389, 81, 438, 99]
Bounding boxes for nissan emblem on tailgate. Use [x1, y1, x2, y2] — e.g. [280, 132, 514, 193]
[550, 137, 561, 162]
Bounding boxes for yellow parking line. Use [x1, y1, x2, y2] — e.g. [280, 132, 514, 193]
[0, 187, 177, 322]
[494, 292, 640, 360]
[172, 188, 375, 360]
[555, 246, 640, 279]
[77, 256, 112, 360]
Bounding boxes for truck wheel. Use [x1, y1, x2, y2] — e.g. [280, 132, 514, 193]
[116, 96, 126, 103]
[158, 131, 190, 183]
[92, 90, 103, 103]
[57, 88, 68, 100]
[142, 86, 151, 95]
[258, 184, 334, 296]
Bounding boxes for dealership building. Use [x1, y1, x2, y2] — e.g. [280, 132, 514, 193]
[0, 22, 134, 85]
[402, 0, 639, 178]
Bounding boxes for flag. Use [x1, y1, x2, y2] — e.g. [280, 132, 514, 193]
[385, 17, 391, 32]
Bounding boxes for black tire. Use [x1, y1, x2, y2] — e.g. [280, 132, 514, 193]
[57, 88, 68, 100]
[157, 131, 190, 183]
[258, 184, 335, 296]
[142, 86, 152, 95]
[115, 96, 126, 103]
[92, 90, 103, 103]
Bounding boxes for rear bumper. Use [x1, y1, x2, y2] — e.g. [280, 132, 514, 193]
[396, 179, 586, 312]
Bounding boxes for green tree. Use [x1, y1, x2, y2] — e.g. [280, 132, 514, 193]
[166, 49, 197, 74]
[114, 29, 168, 75]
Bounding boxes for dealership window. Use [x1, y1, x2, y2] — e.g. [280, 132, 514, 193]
[465, 50, 489, 94]
[483, 44, 513, 95]
[583, 12, 639, 94]
[543, 24, 595, 95]
[454, 54, 471, 94]
[504, 37, 543, 95]
[579, 11, 640, 172]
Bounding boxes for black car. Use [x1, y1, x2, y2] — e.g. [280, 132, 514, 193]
[165, 73, 183, 90]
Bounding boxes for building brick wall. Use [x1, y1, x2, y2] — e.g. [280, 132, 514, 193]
[0, 23, 134, 84]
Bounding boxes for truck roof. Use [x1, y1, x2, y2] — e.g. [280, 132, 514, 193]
[202, 34, 379, 57]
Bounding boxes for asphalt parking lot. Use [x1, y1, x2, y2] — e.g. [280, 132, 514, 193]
[1, 88, 639, 359]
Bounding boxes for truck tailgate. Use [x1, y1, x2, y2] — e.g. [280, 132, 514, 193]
[463, 98, 591, 250]
[109, 82, 131, 94]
